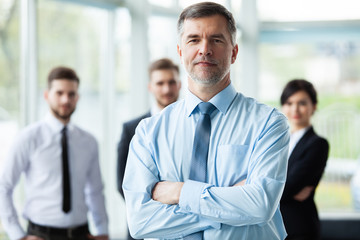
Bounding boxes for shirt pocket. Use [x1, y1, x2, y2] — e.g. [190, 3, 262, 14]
[215, 144, 249, 186]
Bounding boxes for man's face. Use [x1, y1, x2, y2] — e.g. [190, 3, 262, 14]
[44, 79, 79, 122]
[148, 69, 181, 109]
[177, 15, 238, 86]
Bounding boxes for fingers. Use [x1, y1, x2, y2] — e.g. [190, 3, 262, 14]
[233, 179, 247, 186]
[87, 235, 109, 240]
[294, 186, 314, 202]
[22, 236, 45, 240]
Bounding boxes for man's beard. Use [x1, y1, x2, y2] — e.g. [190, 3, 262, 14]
[188, 57, 230, 86]
[51, 106, 75, 121]
[157, 94, 178, 108]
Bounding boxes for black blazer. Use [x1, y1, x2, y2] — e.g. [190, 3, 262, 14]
[117, 112, 151, 197]
[280, 126, 329, 239]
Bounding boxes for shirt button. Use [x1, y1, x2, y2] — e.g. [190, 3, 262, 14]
[186, 206, 191, 211]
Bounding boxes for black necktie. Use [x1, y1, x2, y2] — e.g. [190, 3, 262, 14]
[61, 127, 71, 213]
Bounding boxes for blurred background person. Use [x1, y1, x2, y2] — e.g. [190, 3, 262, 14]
[280, 79, 329, 240]
[0, 66, 108, 240]
[116, 58, 181, 240]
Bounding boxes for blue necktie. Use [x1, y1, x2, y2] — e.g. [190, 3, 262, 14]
[185, 102, 216, 240]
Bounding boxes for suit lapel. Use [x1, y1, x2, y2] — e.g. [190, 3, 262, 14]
[288, 127, 315, 163]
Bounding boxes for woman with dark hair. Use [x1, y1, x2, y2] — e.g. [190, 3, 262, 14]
[280, 79, 329, 240]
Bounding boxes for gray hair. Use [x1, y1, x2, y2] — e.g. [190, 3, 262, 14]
[177, 2, 237, 46]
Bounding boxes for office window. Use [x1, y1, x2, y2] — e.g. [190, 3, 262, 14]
[37, 0, 106, 137]
[258, 0, 360, 22]
[112, 7, 132, 238]
[148, 0, 174, 8]
[149, 15, 178, 62]
[179, 0, 227, 9]
[0, 0, 20, 237]
[259, 40, 360, 212]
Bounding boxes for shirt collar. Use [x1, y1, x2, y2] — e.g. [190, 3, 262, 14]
[290, 126, 310, 137]
[185, 83, 237, 117]
[150, 104, 162, 116]
[44, 112, 74, 133]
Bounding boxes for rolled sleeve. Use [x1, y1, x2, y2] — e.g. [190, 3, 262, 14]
[179, 180, 212, 214]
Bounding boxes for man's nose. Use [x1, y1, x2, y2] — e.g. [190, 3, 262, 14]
[60, 94, 71, 103]
[199, 40, 212, 56]
[162, 83, 171, 93]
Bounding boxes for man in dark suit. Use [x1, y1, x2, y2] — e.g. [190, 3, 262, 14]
[117, 58, 181, 240]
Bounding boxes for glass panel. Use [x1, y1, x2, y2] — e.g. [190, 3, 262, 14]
[112, 7, 132, 239]
[37, 0, 125, 237]
[149, 16, 178, 61]
[148, 15, 185, 94]
[148, 0, 174, 8]
[258, 0, 360, 22]
[0, 0, 20, 236]
[259, 40, 360, 212]
[230, 0, 242, 21]
[179, 0, 227, 9]
[37, 0, 106, 138]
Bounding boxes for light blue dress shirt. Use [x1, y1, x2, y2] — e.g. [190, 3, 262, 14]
[0, 113, 108, 240]
[123, 83, 289, 240]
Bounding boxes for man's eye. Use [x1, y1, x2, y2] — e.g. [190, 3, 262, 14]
[188, 39, 198, 43]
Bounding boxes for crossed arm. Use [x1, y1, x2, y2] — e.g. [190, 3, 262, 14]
[152, 180, 247, 205]
[282, 138, 329, 203]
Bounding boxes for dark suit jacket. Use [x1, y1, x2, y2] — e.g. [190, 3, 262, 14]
[280, 126, 329, 239]
[117, 112, 151, 198]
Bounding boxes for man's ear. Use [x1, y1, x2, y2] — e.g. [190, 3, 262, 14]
[177, 45, 183, 64]
[231, 44, 239, 64]
[44, 90, 49, 101]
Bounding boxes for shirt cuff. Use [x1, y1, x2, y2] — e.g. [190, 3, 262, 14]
[178, 180, 212, 215]
[94, 222, 108, 236]
[2, 220, 26, 240]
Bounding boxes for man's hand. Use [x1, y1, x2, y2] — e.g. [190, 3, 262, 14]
[87, 234, 109, 240]
[294, 186, 314, 202]
[20, 236, 44, 240]
[233, 179, 247, 186]
[152, 181, 184, 205]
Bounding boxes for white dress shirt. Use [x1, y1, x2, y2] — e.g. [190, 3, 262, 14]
[0, 113, 108, 240]
[288, 127, 310, 158]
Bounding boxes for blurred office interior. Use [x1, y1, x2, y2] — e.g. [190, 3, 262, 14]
[1, 0, 360, 239]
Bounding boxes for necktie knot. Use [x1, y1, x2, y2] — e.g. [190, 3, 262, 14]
[198, 102, 216, 116]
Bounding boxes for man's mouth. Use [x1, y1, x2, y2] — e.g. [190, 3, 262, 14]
[193, 58, 218, 66]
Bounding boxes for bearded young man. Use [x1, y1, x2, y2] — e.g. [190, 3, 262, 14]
[117, 58, 181, 240]
[0, 67, 109, 240]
